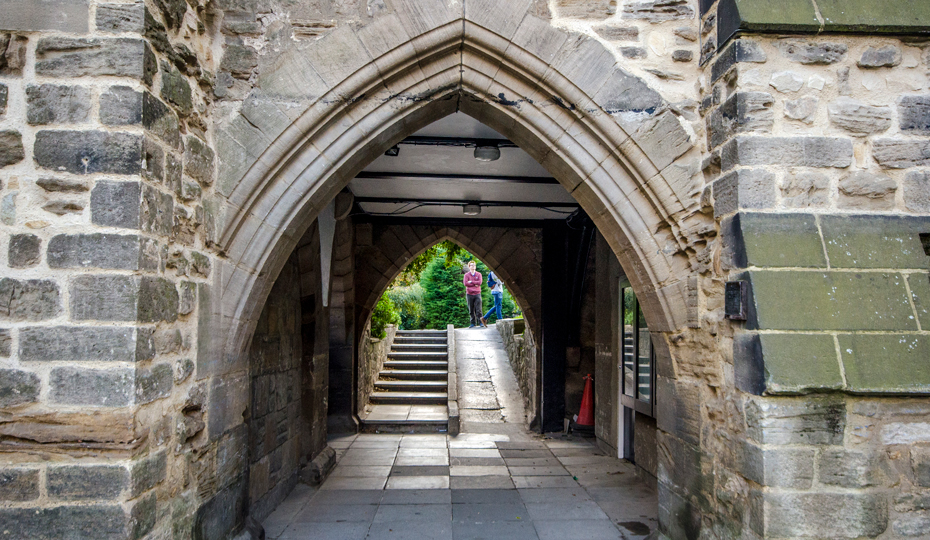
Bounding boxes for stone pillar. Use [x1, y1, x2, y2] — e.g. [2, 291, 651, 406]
[327, 214, 356, 433]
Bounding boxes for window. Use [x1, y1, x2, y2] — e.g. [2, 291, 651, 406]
[620, 285, 655, 417]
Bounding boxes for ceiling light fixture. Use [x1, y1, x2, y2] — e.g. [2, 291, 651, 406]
[384, 145, 400, 156]
[463, 203, 481, 216]
[473, 145, 500, 162]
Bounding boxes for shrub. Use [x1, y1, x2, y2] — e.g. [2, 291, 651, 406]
[370, 293, 400, 339]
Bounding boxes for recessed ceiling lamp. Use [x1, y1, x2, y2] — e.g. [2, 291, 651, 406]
[463, 203, 481, 216]
[384, 145, 400, 156]
[473, 145, 500, 162]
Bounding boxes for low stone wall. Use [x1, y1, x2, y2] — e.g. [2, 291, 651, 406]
[356, 324, 396, 417]
[496, 319, 537, 426]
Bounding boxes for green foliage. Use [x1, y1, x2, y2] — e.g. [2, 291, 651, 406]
[386, 283, 425, 330]
[394, 240, 466, 285]
[370, 293, 400, 339]
[421, 255, 469, 329]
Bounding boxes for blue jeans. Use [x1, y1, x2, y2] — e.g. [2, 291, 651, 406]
[483, 292, 503, 321]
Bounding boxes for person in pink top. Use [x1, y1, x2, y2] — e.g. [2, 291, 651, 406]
[463, 260, 484, 328]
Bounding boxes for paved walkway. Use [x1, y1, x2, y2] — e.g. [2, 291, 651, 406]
[261, 327, 658, 540]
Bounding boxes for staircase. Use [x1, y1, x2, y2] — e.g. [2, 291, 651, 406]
[363, 329, 450, 432]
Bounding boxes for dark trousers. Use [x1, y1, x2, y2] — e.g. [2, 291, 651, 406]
[467, 294, 482, 326]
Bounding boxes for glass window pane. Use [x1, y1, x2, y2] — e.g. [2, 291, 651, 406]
[636, 305, 652, 403]
[622, 288, 636, 398]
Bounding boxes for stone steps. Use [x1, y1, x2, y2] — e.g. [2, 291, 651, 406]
[369, 391, 448, 404]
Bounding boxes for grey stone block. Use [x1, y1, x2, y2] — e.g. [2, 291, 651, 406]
[0, 130, 25, 168]
[672, 49, 693, 62]
[913, 447, 930, 488]
[0, 278, 60, 321]
[36, 37, 155, 83]
[784, 95, 818, 124]
[19, 325, 153, 363]
[708, 92, 774, 148]
[0, 83, 7, 115]
[0, 35, 27, 76]
[34, 130, 142, 175]
[184, 135, 215, 185]
[0, 329, 9, 357]
[26, 84, 92, 125]
[734, 333, 842, 395]
[655, 377, 701, 447]
[48, 233, 158, 270]
[592, 24, 638, 41]
[778, 40, 847, 65]
[622, 0, 693, 21]
[745, 396, 845, 445]
[143, 92, 181, 148]
[135, 363, 173, 404]
[47, 465, 129, 500]
[819, 449, 886, 487]
[161, 63, 192, 116]
[0, 468, 39, 501]
[1, 0, 89, 32]
[829, 97, 893, 135]
[592, 67, 662, 116]
[761, 492, 887, 538]
[632, 111, 691, 170]
[100, 86, 142, 125]
[711, 39, 766, 82]
[721, 136, 852, 169]
[819, 214, 930, 269]
[780, 170, 829, 208]
[50, 366, 134, 406]
[141, 184, 173, 236]
[712, 169, 776, 217]
[9, 233, 41, 268]
[858, 45, 902, 68]
[221, 42, 258, 78]
[166, 152, 183, 191]
[873, 139, 930, 169]
[899, 95, 930, 135]
[738, 212, 826, 268]
[0, 369, 40, 408]
[839, 334, 930, 393]
[738, 441, 814, 489]
[179, 281, 196, 315]
[619, 46, 646, 59]
[175, 358, 194, 383]
[131, 452, 167, 496]
[91, 180, 142, 229]
[138, 276, 179, 323]
[36, 177, 88, 193]
[904, 170, 930, 213]
[0, 506, 127, 540]
[130, 493, 156, 539]
[96, 2, 144, 33]
[70, 275, 139, 321]
[838, 170, 897, 210]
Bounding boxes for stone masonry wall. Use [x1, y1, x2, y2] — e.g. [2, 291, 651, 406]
[247, 253, 302, 523]
[356, 323, 395, 419]
[496, 318, 537, 427]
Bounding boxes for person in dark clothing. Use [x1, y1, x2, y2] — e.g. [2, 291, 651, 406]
[463, 260, 483, 328]
[481, 270, 503, 326]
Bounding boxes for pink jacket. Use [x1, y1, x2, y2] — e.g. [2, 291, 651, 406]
[463, 271, 482, 295]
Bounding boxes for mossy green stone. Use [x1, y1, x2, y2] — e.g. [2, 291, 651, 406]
[733, 0, 820, 32]
[817, 0, 930, 33]
[759, 334, 843, 394]
[908, 273, 930, 331]
[749, 271, 918, 331]
[820, 215, 930, 270]
[740, 213, 826, 268]
[839, 334, 930, 393]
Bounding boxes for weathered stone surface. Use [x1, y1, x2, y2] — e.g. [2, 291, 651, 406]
[9, 233, 41, 268]
[185, 135, 215, 185]
[42, 200, 84, 216]
[47, 465, 129, 500]
[674, 26, 697, 41]
[48, 233, 158, 270]
[0, 278, 60, 321]
[672, 49, 693, 62]
[138, 277, 179, 323]
[141, 185, 174, 236]
[737, 212, 826, 267]
[899, 95, 930, 135]
[161, 63, 193, 116]
[712, 39, 767, 82]
[784, 96, 818, 124]
[0, 506, 127, 539]
[141, 137, 164, 183]
[130, 492, 156, 539]
[136, 364, 172, 404]
[26, 84, 92, 125]
[0, 130, 25, 167]
[828, 97, 893, 135]
[622, 0, 693, 21]
[100, 86, 143, 125]
[632, 111, 691, 170]
[0, 369, 40, 408]
[97, 2, 145, 33]
[0, 329, 9, 357]
[34, 130, 142, 175]
[820, 214, 930, 269]
[904, 170, 930, 213]
[838, 170, 897, 210]
[36, 38, 155, 84]
[0, 35, 28, 76]
[781, 170, 829, 208]
[873, 139, 930, 169]
[36, 177, 88, 193]
[708, 92, 774, 148]
[858, 45, 902, 68]
[761, 492, 887, 538]
[1, 0, 89, 32]
[620, 46, 647, 59]
[131, 452, 167, 496]
[745, 396, 846, 445]
[154, 0, 188, 29]
[166, 152, 183, 191]
[592, 67, 663, 116]
[840, 334, 930, 393]
[712, 169, 776, 216]
[913, 448, 930, 487]
[221, 42, 258, 79]
[721, 136, 852, 169]
[739, 441, 814, 488]
[91, 181, 141, 229]
[592, 25, 638, 41]
[749, 270, 917, 331]
[70, 275, 139, 321]
[735, 333, 842, 395]
[0, 83, 7, 115]
[778, 40, 847, 64]
[0, 468, 39, 501]
[819, 449, 886, 487]
[769, 71, 805, 93]
[50, 367, 134, 406]
[555, 0, 615, 19]
[20, 325, 153, 362]
[143, 92, 181, 148]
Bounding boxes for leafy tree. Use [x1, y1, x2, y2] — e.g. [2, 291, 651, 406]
[421, 255, 469, 329]
[370, 293, 400, 339]
[386, 283, 425, 330]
